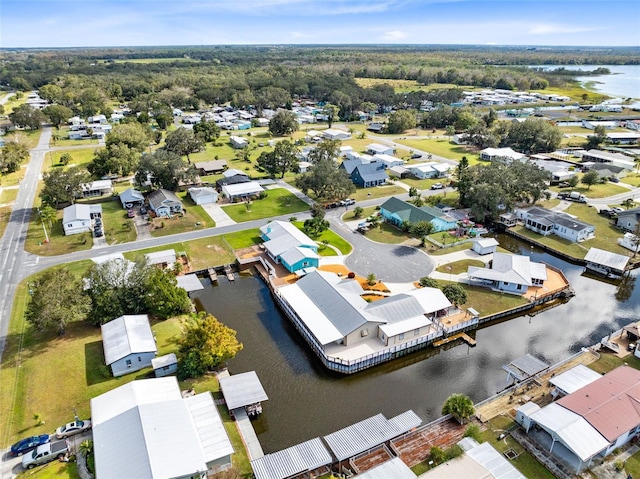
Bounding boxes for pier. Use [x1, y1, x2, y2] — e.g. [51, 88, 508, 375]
[432, 332, 477, 348]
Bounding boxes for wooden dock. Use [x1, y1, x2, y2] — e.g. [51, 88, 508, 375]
[207, 268, 218, 283]
[224, 264, 235, 281]
[433, 332, 476, 348]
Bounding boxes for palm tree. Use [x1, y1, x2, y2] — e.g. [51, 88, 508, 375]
[442, 393, 475, 424]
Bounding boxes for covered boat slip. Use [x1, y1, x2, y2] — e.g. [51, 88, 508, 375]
[218, 370, 268, 416]
[502, 353, 550, 384]
[584, 247, 630, 278]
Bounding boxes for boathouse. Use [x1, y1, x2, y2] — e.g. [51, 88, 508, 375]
[502, 353, 549, 385]
[219, 371, 269, 418]
[584, 247, 629, 278]
[251, 438, 332, 479]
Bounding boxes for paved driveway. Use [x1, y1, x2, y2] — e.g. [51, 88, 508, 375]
[326, 211, 435, 283]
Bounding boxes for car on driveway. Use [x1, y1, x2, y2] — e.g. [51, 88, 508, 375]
[55, 419, 92, 439]
[411, 153, 422, 159]
[612, 207, 625, 214]
[10, 435, 50, 457]
[430, 182, 444, 190]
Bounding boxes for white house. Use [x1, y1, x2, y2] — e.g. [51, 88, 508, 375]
[145, 249, 177, 268]
[480, 147, 526, 162]
[406, 162, 450, 179]
[372, 154, 404, 169]
[322, 128, 351, 141]
[62, 204, 102, 236]
[81, 179, 113, 198]
[101, 315, 157, 377]
[91, 377, 234, 478]
[467, 252, 547, 294]
[188, 186, 218, 205]
[472, 237, 499, 255]
[230, 135, 248, 149]
[516, 206, 595, 243]
[221, 181, 264, 201]
[119, 188, 145, 208]
[366, 143, 395, 156]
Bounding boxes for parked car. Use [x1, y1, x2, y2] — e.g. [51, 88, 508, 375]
[557, 181, 570, 188]
[55, 419, 92, 439]
[430, 182, 444, 190]
[127, 209, 135, 218]
[94, 229, 104, 238]
[629, 343, 637, 352]
[10, 435, 50, 457]
[22, 440, 69, 469]
[612, 207, 625, 214]
[610, 177, 620, 183]
[411, 153, 422, 159]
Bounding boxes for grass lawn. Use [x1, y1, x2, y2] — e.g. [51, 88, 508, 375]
[17, 460, 81, 479]
[536, 198, 561, 209]
[1, 92, 27, 114]
[342, 206, 378, 222]
[436, 259, 485, 274]
[624, 449, 640, 478]
[47, 148, 100, 172]
[292, 221, 352, 255]
[620, 173, 640, 187]
[0, 187, 19, 204]
[99, 199, 138, 245]
[551, 182, 628, 199]
[399, 177, 450, 190]
[363, 222, 413, 244]
[24, 208, 93, 256]
[149, 192, 214, 238]
[463, 285, 529, 317]
[424, 241, 472, 256]
[588, 351, 640, 375]
[350, 184, 403, 202]
[222, 187, 309, 222]
[0, 205, 11, 239]
[395, 138, 479, 164]
[50, 136, 101, 148]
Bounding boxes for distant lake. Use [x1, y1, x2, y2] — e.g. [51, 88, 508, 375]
[531, 65, 640, 100]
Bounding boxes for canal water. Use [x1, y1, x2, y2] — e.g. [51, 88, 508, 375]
[191, 235, 640, 453]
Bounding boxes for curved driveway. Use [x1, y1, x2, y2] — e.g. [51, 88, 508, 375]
[326, 210, 435, 282]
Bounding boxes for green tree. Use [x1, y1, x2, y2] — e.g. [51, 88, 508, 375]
[193, 118, 220, 143]
[256, 139, 300, 178]
[303, 216, 330, 238]
[26, 268, 91, 334]
[42, 105, 73, 128]
[164, 127, 203, 163]
[430, 446, 446, 465]
[505, 118, 562, 154]
[177, 312, 243, 379]
[295, 158, 355, 201]
[366, 273, 377, 286]
[410, 220, 434, 237]
[269, 110, 299, 136]
[442, 393, 475, 424]
[581, 169, 600, 190]
[9, 104, 46, 130]
[454, 156, 472, 206]
[453, 111, 478, 132]
[39, 204, 57, 230]
[419, 276, 440, 288]
[89, 122, 153, 177]
[464, 423, 483, 442]
[135, 149, 197, 191]
[144, 267, 192, 319]
[445, 125, 455, 139]
[408, 186, 419, 198]
[0, 139, 30, 174]
[568, 175, 580, 188]
[40, 166, 90, 207]
[59, 152, 72, 166]
[586, 125, 607, 149]
[353, 206, 364, 218]
[307, 139, 340, 164]
[386, 110, 416, 134]
[442, 283, 468, 306]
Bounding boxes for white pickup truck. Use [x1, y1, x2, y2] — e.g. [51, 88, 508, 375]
[22, 439, 69, 469]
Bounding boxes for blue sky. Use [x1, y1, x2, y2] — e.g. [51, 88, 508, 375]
[1, 0, 638, 48]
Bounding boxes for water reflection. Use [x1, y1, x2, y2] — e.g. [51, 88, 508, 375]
[191, 242, 640, 453]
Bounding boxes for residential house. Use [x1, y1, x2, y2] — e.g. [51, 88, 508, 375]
[472, 237, 499, 255]
[188, 186, 218, 205]
[221, 181, 264, 202]
[518, 366, 640, 473]
[584, 247, 630, 278]
[81, 179, 113, 198]
[548, 364, 601, 399]
[101, 314, 157, 377]
[587, 163, 627, 181]
[617, 207, 640, 231]
[452, 133, 471, 145]
[606, 132, 640, 144]
[194, 160, 228, 175]
[148, 189, 183, 217]
[339, 145, 353, 157]
[366, 123, 385, 133]
[581, 149, 636, 170]
[467, 252, 547, 294]
[91, 377, 234, 478]
[366, 143, 394, 156]
[298, 161, 312, 173]
[215, 173, 251, 191]
[222, 168, 247, 178]
[406, 162, 450, 179]
[516, 207, 595, 242]
[372, 153, 404, 169]
[62, 204, 102, 235]
[379, 197, 457, 233]
[625, 119, 640, 131]
[581, 119, 617, 129]
[389, 165, 410, 178]
[550, 170, 576, 184]
[260, 220, 319, 273]
[119, 188, 144, 208]
[350, 162, 388, 187]
[480, 147, 526, 162]
[145, 249, 177, 269]
[322, 129, 351, 141]
[230, 135, 248, 149]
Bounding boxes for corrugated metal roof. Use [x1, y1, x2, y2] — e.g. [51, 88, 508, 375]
[502, 354, 549, 381]
[101, 315, 156, 366]
[364, 288, 450, 324]
[529, 402, 609, 461]
[222, 181, 264, 196]
[145, 249, 176, 265]
[151, 353, 177, 370]
[475, 238, 499, 248]
[251, 438, 332, 479]
[516, 401, 541, 417]
[466, 442, 526, 479]
[219, 371, 269, 410]
[354, 457, 416, 479]
[387, 410, 422, 432]
[184, 392, 234, 463]
[323, 411, 420, 461]
[176, 274, 204, 292]
[280, 246, 319, 266]
[550, 364, 602, 395]
[584, 247, 630, 272]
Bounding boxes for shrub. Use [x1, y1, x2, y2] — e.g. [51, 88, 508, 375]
[464, 423, 482, 442]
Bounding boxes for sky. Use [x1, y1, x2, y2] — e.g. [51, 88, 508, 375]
[1, 0, 639, 49]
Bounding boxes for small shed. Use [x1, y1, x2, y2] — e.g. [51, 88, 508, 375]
[515, 402, 541, 430]
[472, 237, 499, 255]
[152, 353, 178, 377]
[219, 371, 268, 418]
[145, 249, 177, 268]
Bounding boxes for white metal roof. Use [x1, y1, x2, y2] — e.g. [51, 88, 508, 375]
[466, 442, 526, 479]
[323, 411, 420, 461]
[219, 371, 269, 410]
[222, 168, 246, 178]
[502, 354, 549, 381]
[550, 364, 602, 395]
[151, 353, 177, 370]
[62, 203, 93, 223]
[529, 402, 610, 461]
[474, 237, 499, 248]
[145, 249, 177, 265]
[92, 377, 232, 479]
[418, 454, 491, 479]
[260, 220, 316, 248]
[516, 401, 541, 417]
[176, 274, 205, 292]
[91, 253, 126, 264]
[584, 247, 630, 272]
[222, 181, 264, 196]
[184, 392, 234, 463]
[251, 438, 332, 479]
[355, 457, 416, 479]
[101, 315, 157, 365]
[188, 186, 218, 199]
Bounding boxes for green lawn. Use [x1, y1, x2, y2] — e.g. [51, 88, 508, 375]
[24, 207, 93, 256]
[396, 138, 479, 164]
[399, 177, 450, 190]
[0, 187, 19, 204]
[342, 206, 378, 222]
[350, 184, 404, 202]
[550, 182, 628, 199]
[222, 188, 309, 222]
[17, 460, 81, 479]
[99, 199, 138, 245]
[424, 242, 473, 256]
[292, 221, 353, 255]
[149, 191, 214, 238]
[363, 222, 413, 244]
[463, 285, 529, 317]
[47, 148, 100, 172]
[436, 259, 485, 275]
[620, 173, 640, 187]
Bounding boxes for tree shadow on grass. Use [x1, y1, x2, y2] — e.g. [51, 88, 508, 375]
[85, 341, 111, 386]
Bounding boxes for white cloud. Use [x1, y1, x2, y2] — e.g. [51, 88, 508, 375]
[529, 23, 600, 35]
[382, 30, 408, 41]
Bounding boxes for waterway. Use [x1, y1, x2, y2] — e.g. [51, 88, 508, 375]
[192, 236, 640, 453]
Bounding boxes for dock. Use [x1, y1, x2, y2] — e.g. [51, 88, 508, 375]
[432, 332, 476, 348]
[207, 268, 218, 283]
[224, 264, 235, 281]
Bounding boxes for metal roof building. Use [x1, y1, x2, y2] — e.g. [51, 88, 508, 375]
[466, 442, 526, 479]
[323, 411, 421, 461]
[584, 247, 630, 274]
[250, 438, 332, 479]
[145, 249, 177, 266]
[176, 273, 205, 293]
[355, 457, 416, 479]
[219, 371, 268, 410]
[549, 364, 602, 397]
[502, 353, 549, 382]
[101, 314, 157, 367]
[91, 377, 234, 479]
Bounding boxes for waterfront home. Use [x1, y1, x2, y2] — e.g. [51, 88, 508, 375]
[616, 207, 640, 232]
[145, 249, 177, 269]
[119, 188, 144, 208]
[260, 220, 319, 273]
[479, 147, 526, 162]
[467, 252, 547, 295]
[148, 188, 183, 217]
[517, 366, 640, 473]
[516, 207, 595, 243]
[380, 197, 457, 233]
[101, 314, 157, 377]
[548, 364, 601, 399]
[62, 203, 102, 235]
[91, 377, 233, 478]
[277, 270, 452, 364]
[251, 438, 332, 479]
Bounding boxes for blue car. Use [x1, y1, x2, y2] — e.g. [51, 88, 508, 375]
[10, 435, 50, 456]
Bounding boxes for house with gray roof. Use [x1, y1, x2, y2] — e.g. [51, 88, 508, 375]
[101, 314, 157, 377]
[91, 377, 234, 478]
[260, 220, 319, 273]
[380, 197, 457, 233]
[616, 207, 640, 232]
[188, 186, 218, 205]
[62, 203, 102, 235]
[467, 252, 547, 294]
[516, 206, 595, 243]
[148, 188, 183, 217]
[119, 188, 144, 208]
[339, 158, 388, 187]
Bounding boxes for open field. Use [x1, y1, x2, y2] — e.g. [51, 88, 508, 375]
[354, 78, 479, 93]
[222, 187, 309, 222]
[396, 138, 480, 164]
[48, 148, 100, 171]
[350, 184, 403, 202]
